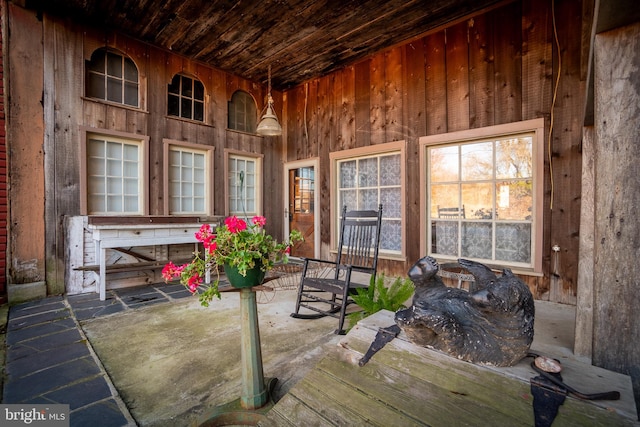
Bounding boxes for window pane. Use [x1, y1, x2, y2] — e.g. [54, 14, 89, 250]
[380, 154, 401, 186]
[168, 75, 180, 94]
[124, 58, 138, 81]
[168, 95, 180, 116]
[461, 182, 494, 219]
[430, 146, 459, 182]
[340, 161, 356, 188]
[339, 190, 357, 211]
[124, 81, 138, 107]
[358, 189, 378, 210]
[461, 142, 493, 181]
[432, 221, 458, 256]
[194, 80, 204, 100]
[381, 220, 402, 251]
[88, 51, 105, 73]
[496, 137, 532, 179]
[107, 78, 122, 103]
[380, 188, 401, 217]
[106, 52, 122, 78]
[181, 76, 192, 97]
[431, 184, 459, 218]
[461, 222, 492, 259]
[123, 196, 138, 212]
[123, 144, 138, 161]
[497, 180, 533, 220]
[496, 223, 531, 263]
[181, 98, 192, 119]
[359, 158, 378, 187]
[87, 73, 105, 99]
[194, 102, 204, 121]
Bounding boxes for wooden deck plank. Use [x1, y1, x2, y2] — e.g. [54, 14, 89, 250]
[265, 310, 637, 426]
[313, 353, 528, 426]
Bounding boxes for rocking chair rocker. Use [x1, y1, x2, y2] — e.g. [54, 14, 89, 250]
[291, 204, 383, 334]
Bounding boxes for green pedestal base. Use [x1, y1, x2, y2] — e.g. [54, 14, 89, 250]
[197, 378, 277, 426]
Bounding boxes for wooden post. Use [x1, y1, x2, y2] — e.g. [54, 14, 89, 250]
[592, 22, 640, 376]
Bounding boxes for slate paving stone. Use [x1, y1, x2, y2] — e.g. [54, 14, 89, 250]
[3, 284, 193, 426]
[4, 356, 102, 403]
[6, 317, 77, 345]
[9, 297, 65, 315]
[73, 304, 127, 321]
[43, 376, 113, 411]
[6, 341, 91, 378]
[70, 399, 130, 427]
[7, 308, 71, 331]
[14, 327, 83, 353]
[67, 295, 122, 311]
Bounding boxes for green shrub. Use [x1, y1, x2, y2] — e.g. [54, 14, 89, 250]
[348, 274, 414, 329]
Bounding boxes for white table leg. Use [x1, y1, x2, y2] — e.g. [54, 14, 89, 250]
[99, 246, 107, 300]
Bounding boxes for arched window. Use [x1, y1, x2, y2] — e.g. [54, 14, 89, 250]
[228, 91, 257, 133]
[168, 74, 205, 121]
[86, 48, 139, 107]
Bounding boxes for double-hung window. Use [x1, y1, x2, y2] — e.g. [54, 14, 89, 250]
[86, 48, 139, 107]
[166, 142, 212, 215]
[227, 152, 262, 217]
[84, 132, 147, 215]
[331, 141, 405, 257]
[421, 119, 544, 271]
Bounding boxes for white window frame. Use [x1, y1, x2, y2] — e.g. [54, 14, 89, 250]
[80, 128, 149, 215]
[163, 140, 214, 216]
[225, 150, 263, 218]
[419, 118, 545, 273]
[329, 140, 406, 259]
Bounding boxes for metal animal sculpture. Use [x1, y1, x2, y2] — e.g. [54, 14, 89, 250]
[394, 256, 535, 367]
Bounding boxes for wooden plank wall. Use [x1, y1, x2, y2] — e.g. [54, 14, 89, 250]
[33, 14, 284, 293]
[284, 0, 586, 302]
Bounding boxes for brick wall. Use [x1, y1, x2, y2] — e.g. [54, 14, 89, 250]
[0, 2, 7, 303]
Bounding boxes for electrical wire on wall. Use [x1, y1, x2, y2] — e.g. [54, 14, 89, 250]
[304, 82, 309, 145]
[548, 0, 562, 210]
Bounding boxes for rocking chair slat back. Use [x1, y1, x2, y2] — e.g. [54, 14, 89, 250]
[291, 204, 383, 334]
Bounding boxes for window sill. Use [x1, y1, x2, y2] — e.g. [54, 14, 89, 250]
[82, 97, 148, 113]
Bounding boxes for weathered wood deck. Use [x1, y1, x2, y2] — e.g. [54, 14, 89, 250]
[264, 310, 638, 426]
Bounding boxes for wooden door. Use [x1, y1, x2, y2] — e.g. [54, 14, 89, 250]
[288, 167, 315, 258]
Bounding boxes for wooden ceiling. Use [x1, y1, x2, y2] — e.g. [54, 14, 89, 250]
[20, 0, 504, 90]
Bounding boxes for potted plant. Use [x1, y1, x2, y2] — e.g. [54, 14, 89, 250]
[163, 215, 303, 306]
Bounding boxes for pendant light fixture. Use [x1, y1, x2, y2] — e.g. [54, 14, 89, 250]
[256, 65, 282, 136]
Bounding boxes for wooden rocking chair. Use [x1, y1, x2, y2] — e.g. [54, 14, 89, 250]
[291, 204, 383, 334]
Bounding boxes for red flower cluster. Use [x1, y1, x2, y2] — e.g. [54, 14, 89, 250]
[195, 223, 217, 254]
[161, 262, 184, 282]
[225, 216, 248, 233]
